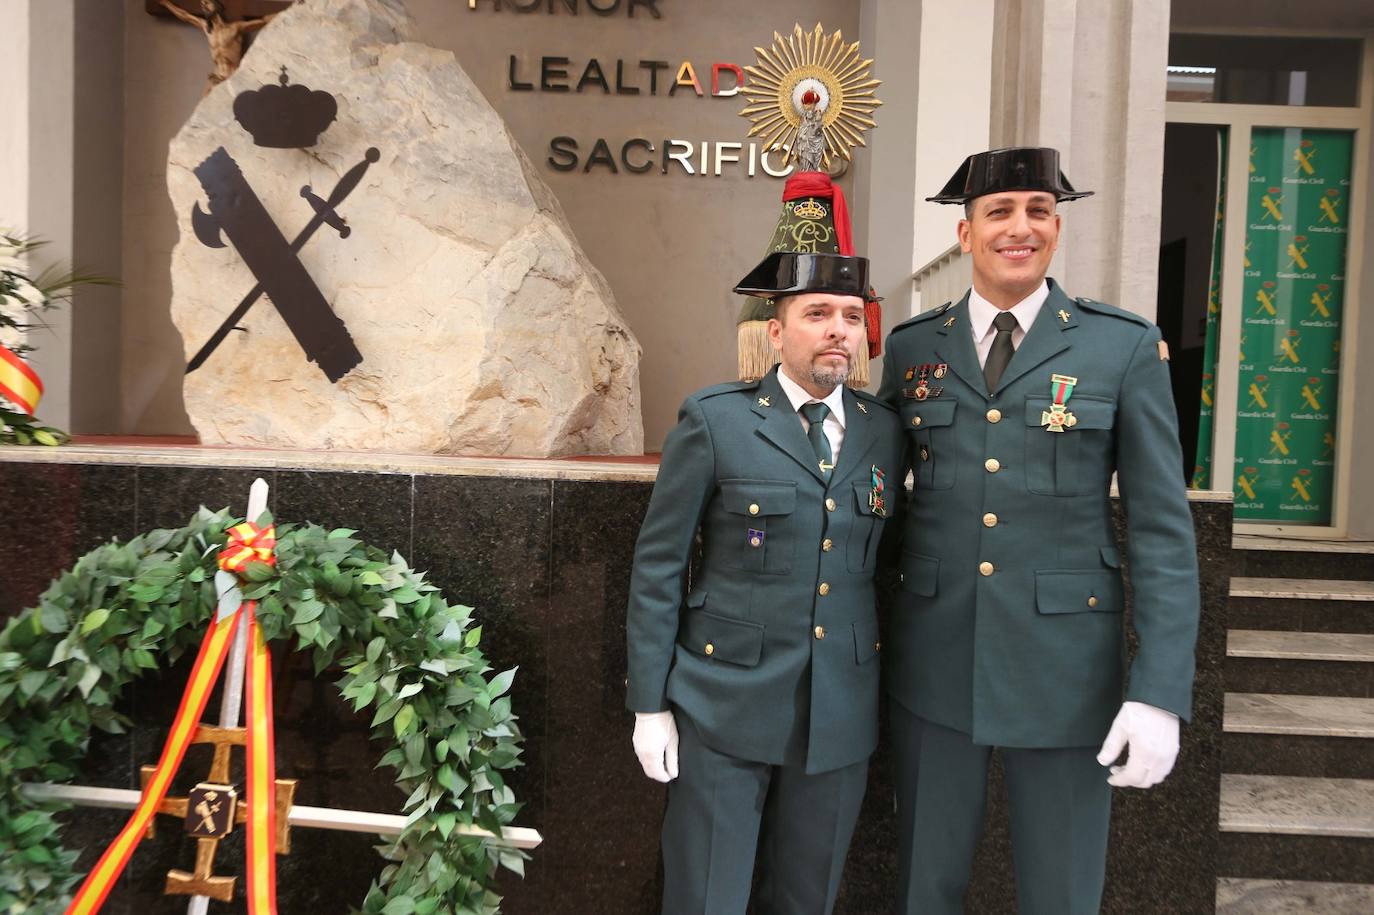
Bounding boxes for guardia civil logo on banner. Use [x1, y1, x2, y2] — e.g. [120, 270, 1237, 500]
[1232, 128, 1351, 524]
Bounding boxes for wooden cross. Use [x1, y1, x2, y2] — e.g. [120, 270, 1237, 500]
[137, 724, 298, 901]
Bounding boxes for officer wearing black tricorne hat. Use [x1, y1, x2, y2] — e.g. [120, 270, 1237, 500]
[879, 147, 1200, 914]
[626, 245, 903, 913]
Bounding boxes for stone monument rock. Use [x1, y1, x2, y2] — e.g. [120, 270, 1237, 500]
[168, 0, 643, 456]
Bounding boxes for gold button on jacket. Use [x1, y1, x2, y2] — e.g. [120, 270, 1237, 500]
[986, 408, 1002, 423]
[979, 561, 994, 576]
[983, 513, 998, 528]
[818, 582, 831, 596]
[814, 626, 826, 640]
[985, 458, 1001, 473]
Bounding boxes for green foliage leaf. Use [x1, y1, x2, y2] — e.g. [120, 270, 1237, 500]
[80, 608, 111, 634]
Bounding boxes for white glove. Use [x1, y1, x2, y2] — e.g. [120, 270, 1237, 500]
[633, 711, 679, 783]
[1096, 701, 1180, 788]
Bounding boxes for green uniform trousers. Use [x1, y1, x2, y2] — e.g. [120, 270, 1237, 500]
[892, 702, 1112, 915]
[661, 713, 869, 915]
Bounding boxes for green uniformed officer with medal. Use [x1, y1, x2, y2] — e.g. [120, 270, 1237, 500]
[625, 27, 903, 914]
[878, 147, 1202, 914]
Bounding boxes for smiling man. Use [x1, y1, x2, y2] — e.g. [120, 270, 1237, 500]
[626, 249, 903, 914]
[878, 148, 1201, 914]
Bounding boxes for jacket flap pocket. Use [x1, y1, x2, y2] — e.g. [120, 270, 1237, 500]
[903, 399, 958, 429]
[899, 551, 940, 597]
[1100, 545, 1122, 568]
[720, 479, 797, 516]
[1035, 570, 1122, 614]
[852, 479, 884, 516]
[852, 616, 881, 664]
[679, 609, 764, 666]
[685, 588, 708, 608]
[1024, 396, 1116, 430]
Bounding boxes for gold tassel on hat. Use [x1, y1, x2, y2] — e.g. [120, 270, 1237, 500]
[737, 320, 779, 382]
[847, 342, 869, 388]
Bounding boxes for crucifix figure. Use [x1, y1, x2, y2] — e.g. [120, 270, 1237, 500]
[157, 0, 285, 94]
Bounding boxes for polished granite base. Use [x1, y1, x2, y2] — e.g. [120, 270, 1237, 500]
[0, 449, 1232, 913]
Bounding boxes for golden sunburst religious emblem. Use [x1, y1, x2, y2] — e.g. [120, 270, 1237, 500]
[739, 23, 882, 169]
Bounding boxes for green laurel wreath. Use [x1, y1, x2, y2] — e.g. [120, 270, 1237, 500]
[0, 507, 526, 914]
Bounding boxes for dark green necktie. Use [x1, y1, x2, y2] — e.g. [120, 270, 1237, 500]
[800, 401, 834, 477]
[983, 311, 1019, 392]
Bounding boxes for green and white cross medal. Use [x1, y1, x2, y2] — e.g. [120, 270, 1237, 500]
[1042, 373, 1080, 432]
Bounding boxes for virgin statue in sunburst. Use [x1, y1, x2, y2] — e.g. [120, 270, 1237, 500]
[733, 24, 885, 387]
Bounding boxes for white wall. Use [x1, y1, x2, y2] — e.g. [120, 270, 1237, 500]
[911, 0, 994, 314]
[17, 0, 75, 430]
[0, 1, 30, 230]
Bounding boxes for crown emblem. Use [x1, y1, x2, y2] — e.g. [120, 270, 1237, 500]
[233, 66, 338, 149]
[793, 199, 828, 220]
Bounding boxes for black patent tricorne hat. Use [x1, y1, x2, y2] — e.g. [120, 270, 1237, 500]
[733, 251, 870, 299]
[927, 146, 1093, 204]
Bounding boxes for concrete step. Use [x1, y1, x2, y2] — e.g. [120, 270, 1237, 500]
[1229, 630, 1374, 662]
[1224, 732, 1374, 780]
[1216, 877, 1374, 914]
[1220, 773, 1374, 838]
[1234, 535, 1374, 554]
[1230, 602, 1374, 635]
[1226, 631, 1374, 696]
[1224, 693, 1374, 739]
[1233, 537, 1374, 582]
[1230, 579, 1374, 601]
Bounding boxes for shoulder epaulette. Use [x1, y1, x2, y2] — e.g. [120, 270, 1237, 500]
[1074, 297, 1153, 328]
[890, 300, 953, 335]
[851, 388, 897, 413]
[693, 379, 760, 401]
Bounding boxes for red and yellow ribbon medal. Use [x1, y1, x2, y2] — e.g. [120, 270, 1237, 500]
[1041, 373, 1079, 433]
[67, 522, 280, 914]
[0, 344, 44, 415]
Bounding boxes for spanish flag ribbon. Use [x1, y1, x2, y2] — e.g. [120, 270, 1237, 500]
[67, 523, 280, 914]
[0, 343, 43, 416]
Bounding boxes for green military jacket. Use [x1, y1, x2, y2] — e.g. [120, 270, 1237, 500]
[626, 368, 904, 774]
[878, 279, 1201, 748]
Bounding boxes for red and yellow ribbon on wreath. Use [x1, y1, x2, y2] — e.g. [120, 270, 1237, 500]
[0, 344, 43, 415]
[67, 522, 280, 914]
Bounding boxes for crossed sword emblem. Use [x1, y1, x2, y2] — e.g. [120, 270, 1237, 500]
[186, 146, 382, 382]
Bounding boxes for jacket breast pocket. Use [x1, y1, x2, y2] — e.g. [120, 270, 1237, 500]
[678, 608, 765, 667]
[1023, 395, 1116, 495]
[718, 479, 797, 574]
[847, 479, 886, 573]
[900, 399, 958, 491]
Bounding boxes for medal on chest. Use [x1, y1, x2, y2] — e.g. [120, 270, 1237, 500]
[1042, 373, 1079, 432]
[869, 465, 887, 517]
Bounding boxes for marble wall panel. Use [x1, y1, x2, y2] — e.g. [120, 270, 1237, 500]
[0, 458, 1232, 913]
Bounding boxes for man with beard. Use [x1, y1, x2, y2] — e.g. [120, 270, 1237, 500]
[626, 250, 903, 913]
[878, 147, 1201, 914]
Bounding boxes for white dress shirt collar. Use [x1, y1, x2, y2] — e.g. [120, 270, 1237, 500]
[776, 366, 846, 430]
[968, 280, 1051, 344]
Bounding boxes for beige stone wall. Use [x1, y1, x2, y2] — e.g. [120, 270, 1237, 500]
[118, 0, 867, 447]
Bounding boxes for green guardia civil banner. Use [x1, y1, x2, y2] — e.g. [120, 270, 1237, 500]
[1233, 128, 1350, 524]
[1191, 129, 1227, 491]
